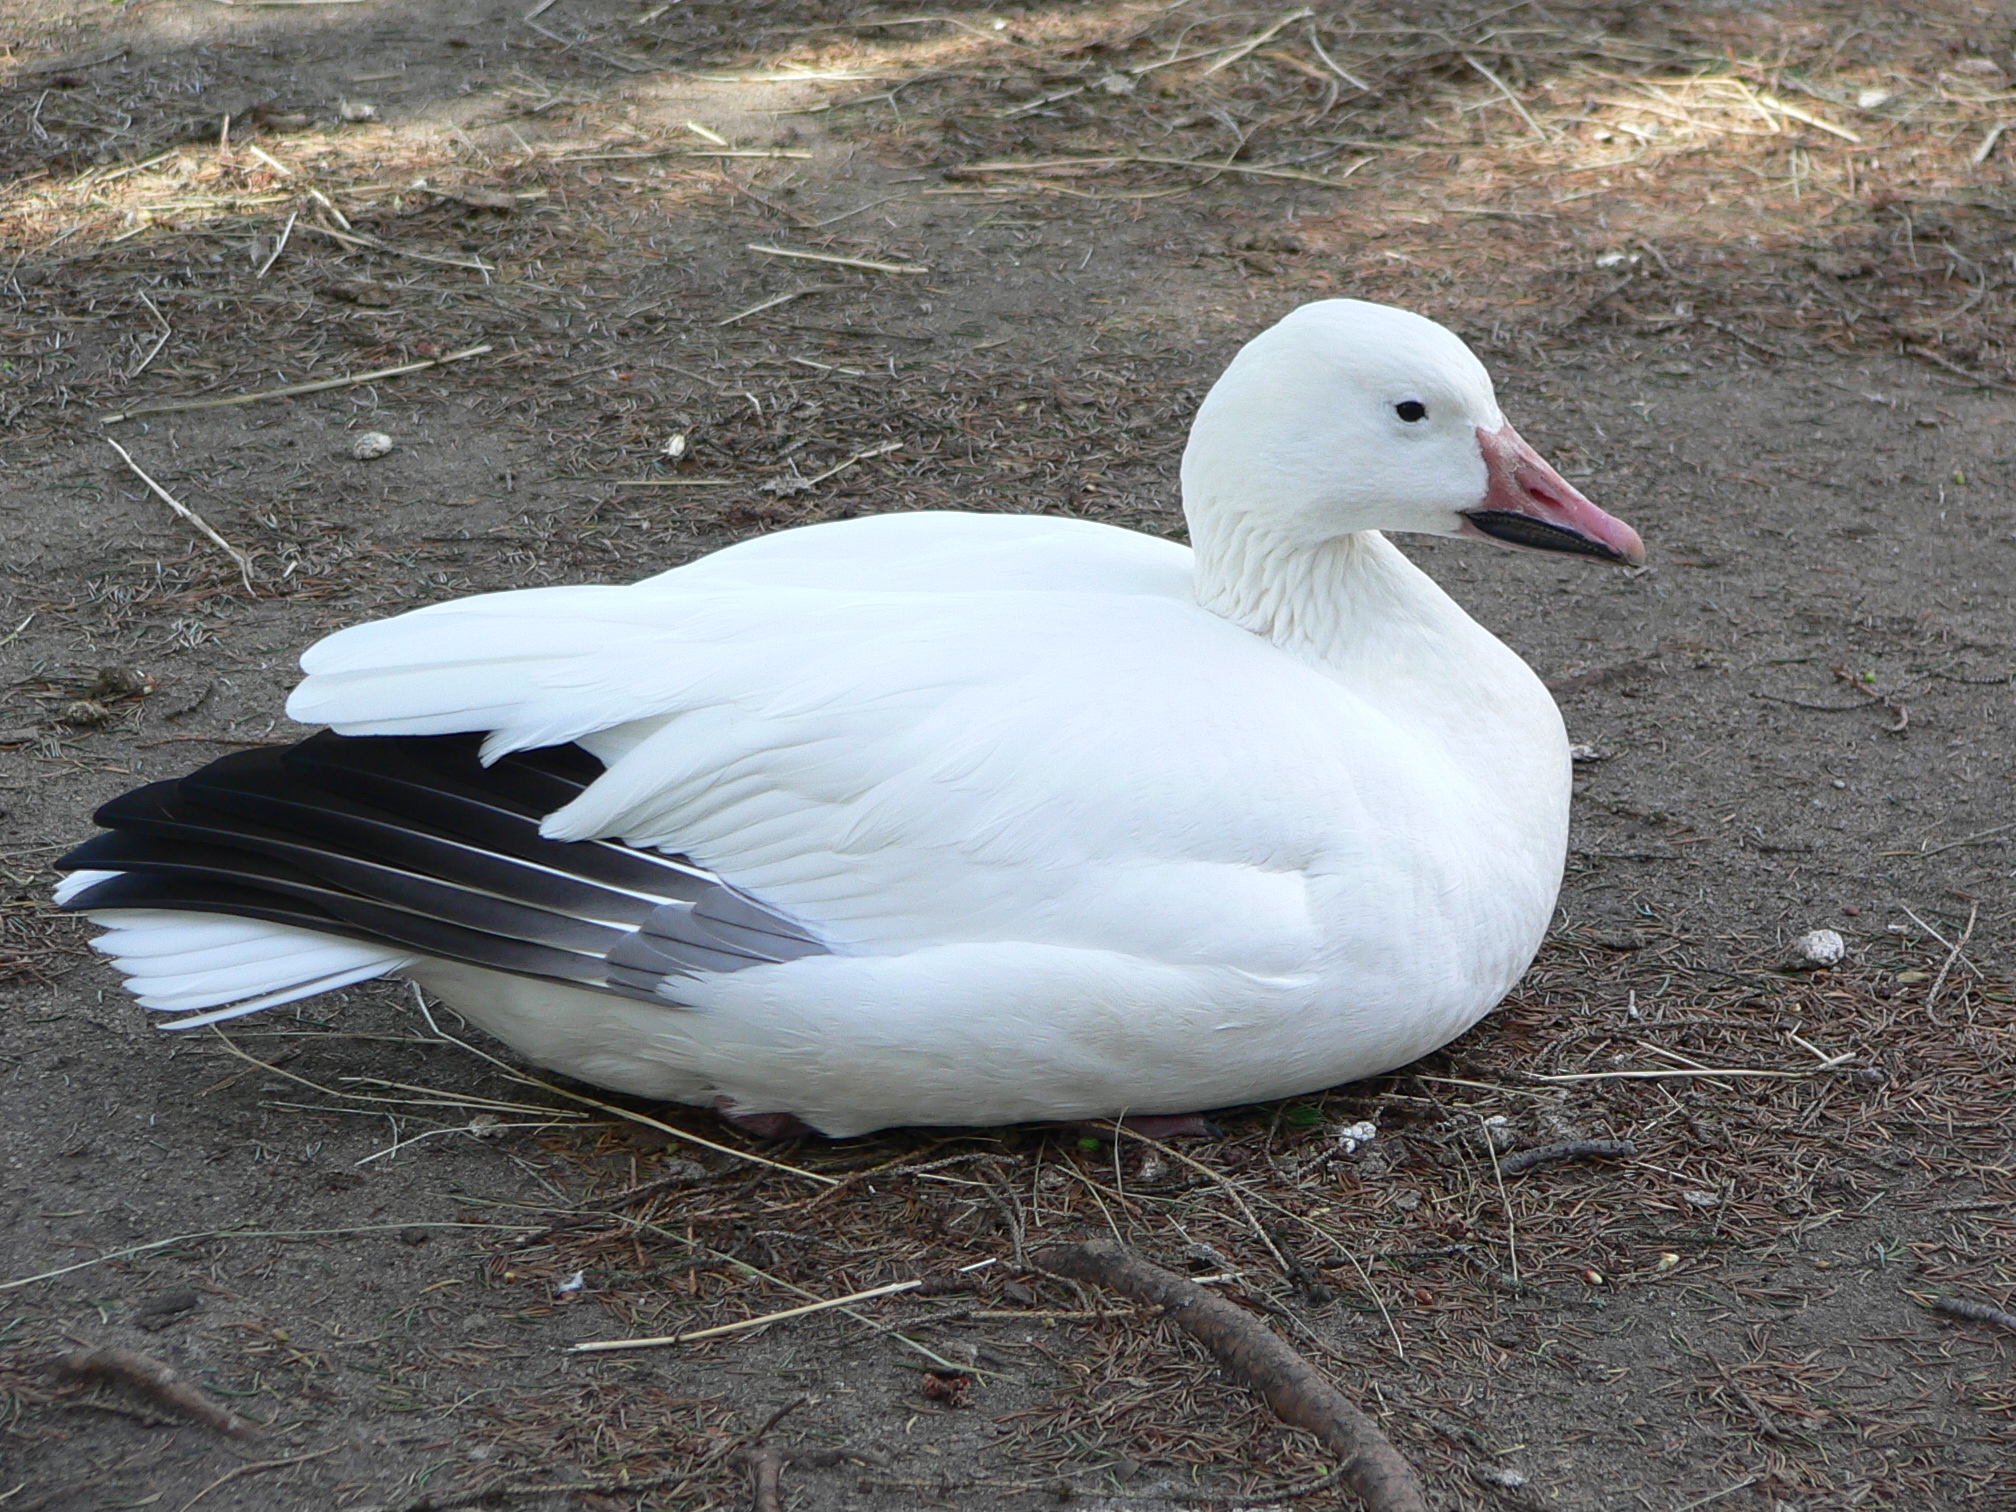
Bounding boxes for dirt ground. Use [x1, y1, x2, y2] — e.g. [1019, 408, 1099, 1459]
[2, 1, 2014, 1509]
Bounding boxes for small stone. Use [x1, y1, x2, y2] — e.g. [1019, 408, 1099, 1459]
[1332, 1119, 1378, 1156]
[446, 187, 517, 211]
[399, 1226, 431, 1245]
[1792, 928, 1846, 968]
[89, 666, 152, 699]
[1477, 1114, 1516, 1154]
[339, 100, 380, 123]
[351, 431, 394, 460]
[1682, 1190, 1720, 1208]
[662, 432, 688, 460]
[1096, 70, 1137, 96]
[132, 1287, 202, 1331]
[1475, 1467, 1530, 1491]
[1856, 87, 1892, 109]
[325, 279, 394, 306]
[1569, 743, 1604, 763]
[61, 699, 111, 727]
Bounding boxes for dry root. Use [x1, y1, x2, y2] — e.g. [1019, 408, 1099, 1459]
[56, 1345, 258, 1439]
[1035, 1239, 1426, 1512]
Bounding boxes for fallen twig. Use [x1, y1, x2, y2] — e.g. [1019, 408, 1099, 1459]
[0, 1220, 543, 1294]
[130, 291, 172, 378]
[947, 153, 1365, 187]
[1932, 1296, 2016, 1336]
[1481, 1119, 1519, 1283]
[748, 244, 929, 274]
[298, 218, 493, 272]
[570, 1278, 923, 1353]
[1923, 901, 1978, 1023]
[1102, 1122, 1293, 1275]
[1830, 664, 1909, 732]
[174, 1446, 339, 1512]
[353, 1468, 706, 1512]
[100, 345, 492, 423]
[56, 1346, 258, 1439]
[1033, 1240, 1427, 1512]
[762, 438, 902, 494]
[104, 439, 255, 591]
[1529, 1060, 1849, 1083]
[719, 284, 840, 325]
[1201, 8, 1315, 76]
[1498, 1139, 1638, 1176]
[1906, 342, 2016, 393]
[254, 208, 296, 279]
[1465, 55, 1550, 141]
[1888, 819, 2016, 859]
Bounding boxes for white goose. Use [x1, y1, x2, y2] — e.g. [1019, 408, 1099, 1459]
[58, 300, 1642, 1138]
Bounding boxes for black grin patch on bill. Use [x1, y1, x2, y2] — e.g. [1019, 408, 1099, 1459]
[1463, 509, 1631, 564]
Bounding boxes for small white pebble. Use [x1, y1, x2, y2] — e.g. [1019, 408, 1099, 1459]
[554, 1270, 585, 1297]
[340, 100, 380, 123]
[1569, 744, 1603, 764]
[1477, 1468, 1529, 1490]
[1793, 928, 1846, 968]
[1683, 1190, 1720, 1208]
[1332, 1119, 1378, 1155]
[1097, 71, 1137, 96]
[351, 431, 394, 460]
[1856, 88, 1892, 109]
[662, 433, 687, 460]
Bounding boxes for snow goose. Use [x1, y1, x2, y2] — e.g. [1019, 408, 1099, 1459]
[57, 299, 1643, 1138]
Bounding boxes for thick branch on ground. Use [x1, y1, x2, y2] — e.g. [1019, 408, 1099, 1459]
[56, 1346, 258, 1438]
[1033, 1239, 1426, 1512]
[1933, 1296, 2016, 1335]
[732, 1444, 786, 1512]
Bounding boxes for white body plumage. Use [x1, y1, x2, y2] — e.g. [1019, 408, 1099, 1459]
[63, 301, 1644, 1136]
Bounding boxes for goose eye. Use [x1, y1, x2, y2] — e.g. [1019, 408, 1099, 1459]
[1395, 400, 1428, 423]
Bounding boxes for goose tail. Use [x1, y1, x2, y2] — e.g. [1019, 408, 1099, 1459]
[53, 874, 414, 1029]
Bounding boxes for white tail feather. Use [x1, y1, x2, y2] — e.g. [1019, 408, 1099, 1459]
[83, 899, 412, 1025]
[152, 962, 410, 1030]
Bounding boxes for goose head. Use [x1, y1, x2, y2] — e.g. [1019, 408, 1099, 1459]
[1181, 299, 1644, 570]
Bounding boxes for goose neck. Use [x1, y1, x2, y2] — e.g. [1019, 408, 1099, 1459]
[1188, 514, 1410, 667]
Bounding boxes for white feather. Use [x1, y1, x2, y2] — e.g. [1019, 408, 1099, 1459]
[84, 905, 412, 1017]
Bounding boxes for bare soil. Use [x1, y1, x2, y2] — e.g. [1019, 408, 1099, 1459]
[1, 3, 2013, 1510]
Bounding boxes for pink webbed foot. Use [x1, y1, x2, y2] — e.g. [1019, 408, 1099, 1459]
[713, 1099, 819, 1140]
